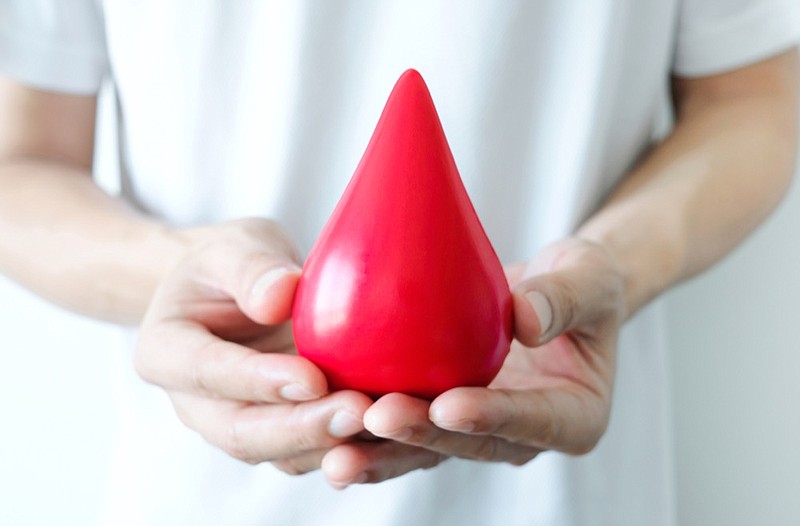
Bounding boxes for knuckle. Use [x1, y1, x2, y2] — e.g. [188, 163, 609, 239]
[258, 221, 300, 260]
[133, 350, 152, 383]
[190, 340, 237, 398]
[223, 420, 259, 464]
[171, 407, 194, 430]
[538, 417, 558, 447]
[292, 430, 319, 453]
[563, 397, 608, 456]
[233, 217, 271, 234]
[230, 218, 298, 262]
[565, 431, 601, 456]
[272, 459, 305, 476]
[531, 394, 560, 447]
[565, 423, 605, 456]
[189, 351, 215, 395]
[422, 452, 446, 470]
[238, 251, 276, 280]
[272, 456, 319, 476]
[289, 407, 331, 452]
[508, 449, 539, 466]
[566, 442, 596, 456]
[553, 276, 581, 329]
[415, 427, 445, 449]
[133, 341, 158, 385]
[472, 438, 499, 462]
[220, 218, 275, 244]
[167, 394, 198, 431]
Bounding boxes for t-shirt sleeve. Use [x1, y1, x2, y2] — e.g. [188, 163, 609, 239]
[673, 0, 800, 77]
[0, 0, 109, 94]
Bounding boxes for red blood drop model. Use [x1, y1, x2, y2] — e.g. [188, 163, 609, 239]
[292, 69, 513, 399]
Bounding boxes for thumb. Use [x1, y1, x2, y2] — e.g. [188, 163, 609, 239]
[176, 225, 302, 325]
[244, 261, 302, 324]
[512, 267, 623, 347]
[511, 277, 559, 347]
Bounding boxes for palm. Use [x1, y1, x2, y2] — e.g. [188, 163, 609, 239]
[492, 336, 604, 390]
[488, 330, 616, 445]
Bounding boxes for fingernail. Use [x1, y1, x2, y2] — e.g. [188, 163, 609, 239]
[279, 383, 317, 402]
[385, 427, 413, 441]
[328, 410, 363, 438]
[251, 266, 299, 299]
[430, 407, 476, 432]
[434, 419, 476, 433]
[525, 291, 552, 340]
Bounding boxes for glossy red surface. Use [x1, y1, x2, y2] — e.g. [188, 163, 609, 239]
[292, 69, 513, 399]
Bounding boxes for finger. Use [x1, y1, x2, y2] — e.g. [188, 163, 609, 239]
[172, 390, 373, 464]
[136, 320, 328, 402]
[159, 222, 302, 325]
[364, 393, 538, 465]
[512, 250, 624, 346]
[321, 440, 446, 489]
[511, 289, 552, 347]
[189, 253, 300, 326]
[430, 387, 608, 455]
[272, 449, 327, 476]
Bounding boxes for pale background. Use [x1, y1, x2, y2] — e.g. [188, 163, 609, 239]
[1, 94, 799, 526]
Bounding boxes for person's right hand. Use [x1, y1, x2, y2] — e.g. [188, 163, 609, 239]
[135, 218, 374, 474]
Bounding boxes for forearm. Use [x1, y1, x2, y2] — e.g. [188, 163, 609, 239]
[0, 159, 191, 324]
[578, 51, 799, 318]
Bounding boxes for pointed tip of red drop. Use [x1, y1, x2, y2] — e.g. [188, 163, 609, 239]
[362, 68, 454, 183]
[398, 68, 424, 83]
[391, 68, 430, 102]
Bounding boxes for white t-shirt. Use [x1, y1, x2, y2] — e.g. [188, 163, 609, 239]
[2, 1, 798, 525]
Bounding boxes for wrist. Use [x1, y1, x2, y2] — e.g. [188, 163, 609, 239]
[82, 220, 199, 324]
[575, 212, 684, 320]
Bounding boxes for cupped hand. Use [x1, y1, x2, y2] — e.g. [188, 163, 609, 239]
[320, 238, 626, 488]
[136, 218, 373, 473]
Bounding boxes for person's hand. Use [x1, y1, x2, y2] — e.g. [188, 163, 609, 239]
[319, 237, 625, 487]
[135, 218, 373, 473]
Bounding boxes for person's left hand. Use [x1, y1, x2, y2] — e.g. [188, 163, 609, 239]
[319, 238, 627, 488]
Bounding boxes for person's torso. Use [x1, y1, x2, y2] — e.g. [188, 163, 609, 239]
[98, 3, 678, 525]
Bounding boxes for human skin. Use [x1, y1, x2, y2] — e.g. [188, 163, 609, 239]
[0, 50, 797, 488]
